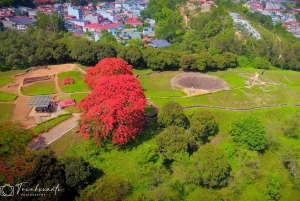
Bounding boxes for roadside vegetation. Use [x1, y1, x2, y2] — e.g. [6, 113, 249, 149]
[31, 113, 72, 134]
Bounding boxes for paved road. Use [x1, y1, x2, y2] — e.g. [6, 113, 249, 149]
[29, 113, 80, 151]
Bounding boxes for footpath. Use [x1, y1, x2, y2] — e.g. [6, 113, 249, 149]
[29, 113, 80, 151]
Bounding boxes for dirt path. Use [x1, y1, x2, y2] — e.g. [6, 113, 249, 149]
[54, 75, 63, 94]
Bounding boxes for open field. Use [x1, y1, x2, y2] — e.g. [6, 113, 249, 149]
[0, 91, 17, 102]
[139, 68, 300, 108]
[0, 104, 15, 119]
[57, 71, 90, 93]
[21, 80, 56, 96]
[138, 71, 186, 97]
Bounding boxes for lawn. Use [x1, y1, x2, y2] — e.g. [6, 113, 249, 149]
[32, 113, 72, 134]
[21, 80, 56, 96]
[0, 104, 15, 119]
[0, 91, 17, 102]
[0, 69, 24, 87]
[151, 89, 258, 108]
[133, 68, 153, 76]
[138, 71, 186, 97]
[137, 68, 300, 108]
[58, 71, 90, 93]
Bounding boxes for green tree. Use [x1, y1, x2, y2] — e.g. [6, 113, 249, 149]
[36, 12, 65, 33]
[99, 30, 116, 43]
[157, 101, 188, 128]
[181, 54, 197, 70]
[156, 126, 196, 160]
[118, 47, 144, 68]
[63, 157, 92, 190]
[281, 115, 300, 138]
[195, 52, 215, 71]
[265, 173, 282, 201]
[0, 120, 33, 162]
[251, 57, 271, 69]
[23, 151, 66, 201]
[230, 116, 268, 151]
[192, 144, 231, 188]
[189, 110, 218, 141]
[186, 188, 222, 201]
[77, 174, 130, 201]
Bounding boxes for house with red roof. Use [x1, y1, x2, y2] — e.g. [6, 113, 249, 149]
[83, 22, 122, 33]
[125, 17, 142, 27]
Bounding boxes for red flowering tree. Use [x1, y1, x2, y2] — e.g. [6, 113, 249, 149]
[84, 58, 133, 89]
[78, 75, 146, 146]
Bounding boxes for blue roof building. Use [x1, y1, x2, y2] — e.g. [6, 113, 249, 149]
[150, 39, 171, 48]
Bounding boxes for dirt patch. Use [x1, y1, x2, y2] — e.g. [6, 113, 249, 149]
[11, 96, 32, 121]
[172, 73, 229, 96]
[211, 136, 225, 144]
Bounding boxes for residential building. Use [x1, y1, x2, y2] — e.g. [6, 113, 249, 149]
[67, 4, 83, 19]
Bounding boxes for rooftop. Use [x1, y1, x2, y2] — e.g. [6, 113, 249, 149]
[27, 95, 53, 108]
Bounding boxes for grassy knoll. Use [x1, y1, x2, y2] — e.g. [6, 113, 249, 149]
[49, 106, 300, 200]
[0, 70, 23, 87]
[138, 71, 186, 97]
[0, 91, 17, 102]
[58, 71, 90, 93]
[21, 80, 56, 96]
[32, 113, 72, 134]
[0, 104, 15, 119]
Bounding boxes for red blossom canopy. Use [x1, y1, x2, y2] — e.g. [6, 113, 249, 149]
[78, 74, 146, 145]
[84, 58, 133, 89]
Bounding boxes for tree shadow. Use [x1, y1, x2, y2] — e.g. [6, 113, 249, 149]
[29, 135, 47, 151]
[119, 118, 162, 152]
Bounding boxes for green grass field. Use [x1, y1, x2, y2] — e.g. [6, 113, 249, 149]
[137, 68, 300, 108]
[32, 113, 72, 134]
[0, 69, 24, 87]
[138, 71, 186, 97]
[21, 80, 56, 96]
[0, 91, 17, 102]
[0, 104, 15, 119]
[133, 69, 153, 76]
[58, 71, 90, 93]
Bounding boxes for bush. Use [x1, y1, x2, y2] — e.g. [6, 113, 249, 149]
[157, 101, 188, 128]
[230, 116, 268, 151]
[189, 110, 218, 141]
